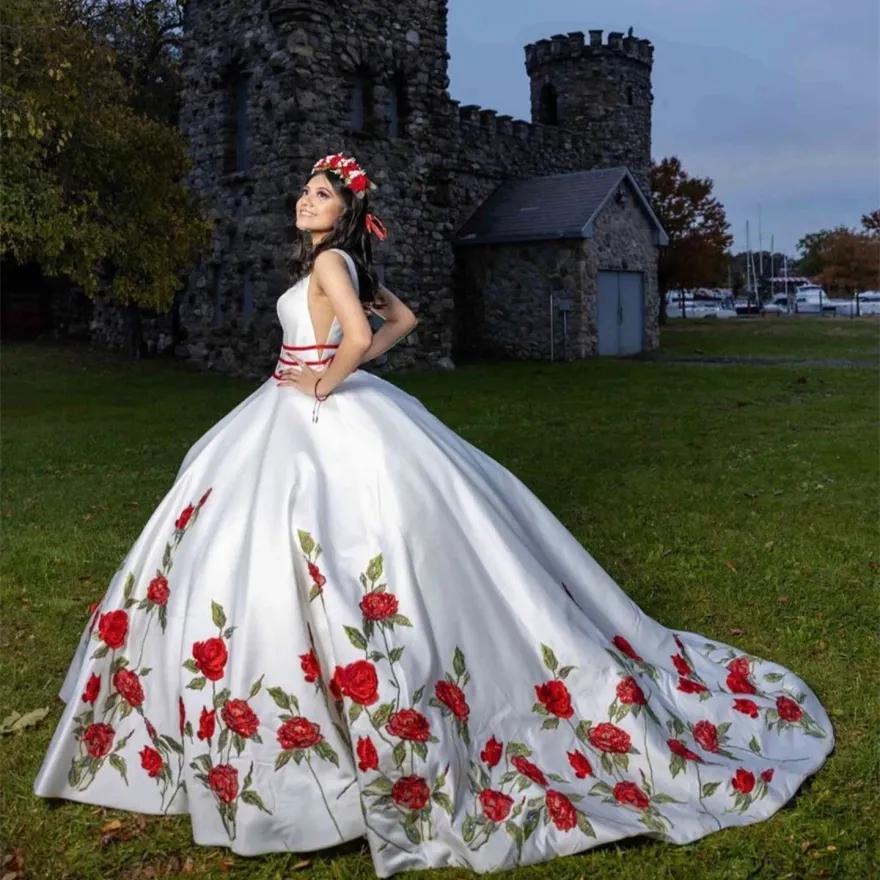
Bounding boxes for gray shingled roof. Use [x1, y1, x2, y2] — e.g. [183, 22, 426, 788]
[454, 166, 668, 247]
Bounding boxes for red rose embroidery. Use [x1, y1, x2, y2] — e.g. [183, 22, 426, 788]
[175, 504, 195, 531]
[145, 719, 158, 741]
[732, 768, 755, 794]
[337, 660, 379, 706]
[98, 610, 129, 650]
[113, 669, 144, 708]
[147, 574, 169, 606]
[693, 720, 719, 753]
[198, 488, 212, 507]
[479, 789, 514, 823]
[674, 634, 685, 652]
[760, 768, 774, 783]
[329, 666, 343, 701]
[678, 677, 708, 694]
[299, 650, 321, 684]
[672, 654, 692, 676]
[567, 750, 593, 778]
[727, 657, 751, 678]
[360, 592, 399, 621]
[308, 562, 326, 589]
[535, 680, 574, 719]
[221, 699, 259, 738]
[81, 673, 100, 704]
[481, 736, 502, 768]
[733, 698, 760, 718]
[613, 635, 643, 662]
[391, 775, 430, 811]
[278, 717, 323, 750]
[82, 722, 115, 758]
[588, 722, 632, 754]
[726, 672, 756, 695]
[386, 708, 431, 742]
[88, 600, 102, 633]
[668, 738, 702, 761]
[208, 764, 239, 804]
[512, 755, 548, 787]
[139, 746, 163, 778]
[197, 707, 216, 741]
[613, 781, 650, 810]
[616, 676, 647, 705]
[356, 736, 379, 772]
[192, 637, 228, 681]
[435, 681, 469, 721]
[545, 790, 578, 831]
[179, 696, 186, 735]
[776, 696, 803, 722]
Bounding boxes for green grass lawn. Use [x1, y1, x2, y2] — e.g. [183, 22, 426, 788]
[1, 322, 878, 880]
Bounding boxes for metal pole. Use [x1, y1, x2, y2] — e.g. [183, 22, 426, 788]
[550, 294, 554, 361]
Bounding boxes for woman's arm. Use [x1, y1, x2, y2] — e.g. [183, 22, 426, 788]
[361, 286, 419, 364]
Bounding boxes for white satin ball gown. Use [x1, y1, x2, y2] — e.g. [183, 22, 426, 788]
[34, 250, 833, 876]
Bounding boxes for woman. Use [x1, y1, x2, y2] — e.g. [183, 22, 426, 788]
[34, 154, 832, 877]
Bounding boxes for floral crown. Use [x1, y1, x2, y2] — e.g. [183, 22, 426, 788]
[311, 153, 376, 198]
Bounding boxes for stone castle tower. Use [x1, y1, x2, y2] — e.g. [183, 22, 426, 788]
[158, 0, 655, 375]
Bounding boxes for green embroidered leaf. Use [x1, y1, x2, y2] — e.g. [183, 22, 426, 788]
[298, 530, 315, 555]
[671, 716, 686, 736]
[139, 667, 151, 677]
[109, 754, 128, 785]
[119, 702, 133, 719]
[158, 605, 168, 632]
[267, 687, 292, 711]
[370, 777, 393, 793]
[547, 773, 566, 783]
[541, 717, 560, 730]
[213, 688, 231, 709]
[412, 741, 428, 762]
[540, 644, 558, 673]
[523, 808, 541, 841]
[123, 572, 135, 601]
[182, 659, 199, 673]
[241, 789, 272, 814]
[389, 646, 405, 663]
[411, 686, 424, 705]
[308, 585, 321, 602]
[242, 762, 254, 791]
[669, 754, 685, 779]
[532, 702, 549, 716]
[366, 554, 383, 583]
[557, 665, 576, 680]
[67, 762, 83, 788]
[577, 812, 596, 837]
[717, 722, 731, 738]
[103, 692, 119, 713]
[462, 814, 477, 843]
[369, 650, 384, 663]
[516, 775, 531, 792]
[293, 749, 305, 765]
[218, 727, 229, 754]
[453, 647, 467, 678]
[315, 741, 340, 767]
[590, 781, 613, 796]
[348, 702, 363, 724]
[701, 781, 721, 798]
[505, 740, 531, 759]
[161, 735, 184, 756]
[432, 791, 454, 815]
[392, 741, 407, 768]
[210, 600, 227, 630]
[249, 675, 264, 699]
[612, 752, 629, 770]
[390, 615, 412, 628]
[91, 644, 109, 660]
[344, 626, 368, 651]
[600, 752, 613, 774]
[764, 672, 784, 683]
[403, 821, 421, 845]
[505, 820, 523, 845]
[575, 720, 592, 743]
[652, 792, 682, 804]
[372, 702, 395, 728]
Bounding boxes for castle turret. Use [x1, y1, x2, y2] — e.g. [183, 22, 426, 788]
[524, 30, 653, 191]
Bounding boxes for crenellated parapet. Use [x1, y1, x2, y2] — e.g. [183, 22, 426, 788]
[525, 29, 653, 74]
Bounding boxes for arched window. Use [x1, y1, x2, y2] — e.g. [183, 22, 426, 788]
[387, 72, 409, 138]
[350, 69, 374, 133]
[223, 66, 249, 172]
[538, 82, 559, 126]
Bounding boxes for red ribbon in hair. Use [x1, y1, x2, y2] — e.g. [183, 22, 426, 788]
[366, 214, 388, 241]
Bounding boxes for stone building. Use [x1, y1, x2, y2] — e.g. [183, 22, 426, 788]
[162, 0, 661, 376]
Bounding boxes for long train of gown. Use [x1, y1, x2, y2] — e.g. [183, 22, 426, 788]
[34, 251, 833, 876]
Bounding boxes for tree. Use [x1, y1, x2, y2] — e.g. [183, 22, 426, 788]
[651, 157, 733, 321]
[861, 209, 880, 236]
[795, 228, 847, 278]
[813, 230, 880, 298]
[0, 0, 209, 316]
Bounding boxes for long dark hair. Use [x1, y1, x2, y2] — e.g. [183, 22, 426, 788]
[290, 171, 380, 307]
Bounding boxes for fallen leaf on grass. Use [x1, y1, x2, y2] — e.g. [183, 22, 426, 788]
[726, 561, 737, 572]
[100, 819, 122, 834]
[290, 861, 311, 871]
[730, 628, 745, 636]
[0, 848, 25, 880]
[0, 707, 51, 735]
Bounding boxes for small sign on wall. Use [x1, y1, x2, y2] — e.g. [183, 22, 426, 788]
[555, 297, 573, 312]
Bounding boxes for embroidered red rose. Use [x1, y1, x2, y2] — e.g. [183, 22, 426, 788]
[613, 781, 650, 810]
[668, 739, 702, 761]
[360, 592, 399, 621]
[435, 681, 469, 721]
[98, 610, 129, 650]
[145, 719, 158, 741]
[674, 634, 685, 652]
[278, 717, 322, 750]
[776, 695, 802, 722]
[147, 574, 169, 606]
[733, 698, 760, 718]
[386, 708, 431, 742]
[732, 768, 755, 794]
[337, 660, 379, 705]
[727, 657, 751, 678]
[693, 720, 719, 753]
[678, 677, 708, 694]
[726, 672, 756, 695]
[616, 676, 647, 705]
[208, 764, 239, 804]
[588, 722, 631, 754]
[300, 650, 321, 684]
[179, 696, 186, 735]
[113, 669, 144, 708]
[512, 755, 547, 787]
[82, 722, 115, 758]
[139, 746, 163, 778]
[329, 666, 343, 701]
[308, 562, 326, 590]
[761, 768, 774, 783]
[198, 488, 212, 507]
[481, 736, 502, 768]
[535, 680, 574, 719]
[221, 699, 259, 738]
[546, 790, 578, 831]
[356, 736, 379, 772]
[81, 673, 100, 704]
[198, 707, 216, 741]
[175, 504, 195, 531]
[192, 637, 228, 681]
[613, 635, 643, 662]
[479, 789, 514, 823]
[567, 750, 593, 778]
[672, 654, 692, 676]
[88, 600, 102, 633]
[391, 775, 430, 811]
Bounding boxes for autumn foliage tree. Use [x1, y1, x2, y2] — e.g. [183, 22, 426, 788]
[651, 157, 733, 321]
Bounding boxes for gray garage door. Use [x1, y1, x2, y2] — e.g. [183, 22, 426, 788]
[597, 271, 645, 356]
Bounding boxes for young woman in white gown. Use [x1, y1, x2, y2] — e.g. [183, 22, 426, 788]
[34, 154, 833, 877]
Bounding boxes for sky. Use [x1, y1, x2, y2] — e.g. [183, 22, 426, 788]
[447, 0, 880, 257]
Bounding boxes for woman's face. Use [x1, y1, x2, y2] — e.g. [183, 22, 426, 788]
[296, 174, 345, 240]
